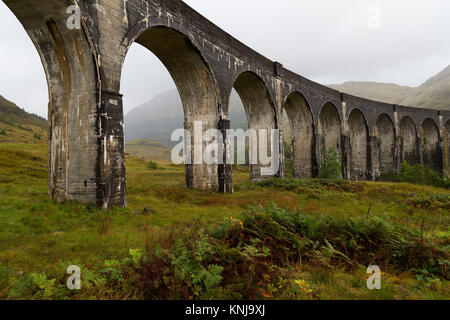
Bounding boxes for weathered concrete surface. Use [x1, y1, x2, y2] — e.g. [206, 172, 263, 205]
[4, 0, 449, 207]
[284, 92, 315, 178]
[399, 116, 419, 165]
[233, 72, 277, 182]
[347, 109, 369, 180]
[374, 114, 397, 176]
[421, 118, 442, 173]
[318, 102, 342, 177]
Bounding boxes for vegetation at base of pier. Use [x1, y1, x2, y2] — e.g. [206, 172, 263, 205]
[378, 161, 449, 189]
[317, 149, 342, 180]
[0, 142, 449, 300]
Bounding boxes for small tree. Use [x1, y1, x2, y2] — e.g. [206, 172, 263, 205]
[317, 148, 342, 180]
[147, 161, 159, 170]
[0, 129, 6, 136]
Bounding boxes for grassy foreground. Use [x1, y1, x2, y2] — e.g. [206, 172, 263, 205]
[0, 142, 449, 300]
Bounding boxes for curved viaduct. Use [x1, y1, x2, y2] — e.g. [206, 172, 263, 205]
[4, 0, 450, 208]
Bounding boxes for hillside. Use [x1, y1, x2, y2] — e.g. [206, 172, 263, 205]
[125, 139, 172, 163]
[329, 65, 450, 110]
[0, 95, 47, 143]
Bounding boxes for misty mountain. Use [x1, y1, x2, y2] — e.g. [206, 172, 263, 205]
[328, 65, 450, 110]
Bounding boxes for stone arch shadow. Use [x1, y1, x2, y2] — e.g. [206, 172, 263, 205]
[347, 108, 370, 180]
[230, 71, 278, 182]
[421, 118, 443, 174]
[318, 101, 343, 177]
[399, 116, 420, 166]
[283, 91, 317, 178]
[374, 113, 397, 177]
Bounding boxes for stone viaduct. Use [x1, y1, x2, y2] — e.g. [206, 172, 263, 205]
[4, 0, 450, 208]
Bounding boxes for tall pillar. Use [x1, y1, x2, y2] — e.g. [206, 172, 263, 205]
[97, 90, 127, 209]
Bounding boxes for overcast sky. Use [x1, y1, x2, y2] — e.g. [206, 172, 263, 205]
[1, 0, 449, 118]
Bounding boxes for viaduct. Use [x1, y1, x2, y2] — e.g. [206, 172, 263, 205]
[4, 0, 450, 208]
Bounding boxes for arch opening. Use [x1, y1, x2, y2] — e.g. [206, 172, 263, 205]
[122, 26, 220, 191]
[399, 116, 419, 165]
[232, 72, 277, 182]
[283, 92, 315, 178]
[318, 102, 342, 176]
[421, 118, 442, 174]
[347, 109, 369, 180]
[374, 114, 396, 176]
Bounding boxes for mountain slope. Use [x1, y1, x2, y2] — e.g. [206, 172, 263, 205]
[0, 95, 47, 143]
[328, 65, 450, 110]
[125, 139, 172, 163]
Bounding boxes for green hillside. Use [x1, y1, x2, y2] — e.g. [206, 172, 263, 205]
[0, 95, 47, 143]
[125, 139, 172, 163]
[329, 65, 450, 110]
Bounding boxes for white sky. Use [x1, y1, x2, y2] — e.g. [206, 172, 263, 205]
[0, 0, 449, 117]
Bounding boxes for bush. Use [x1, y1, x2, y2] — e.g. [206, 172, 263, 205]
[317, 148, 341, 180]
[0, 129, 6, 136]
[379, 161, 448, 189]
[33, 133, 41, 140]
[147, 161, 159, 170]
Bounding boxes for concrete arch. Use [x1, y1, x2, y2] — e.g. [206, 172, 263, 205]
[122, 26, 220, 191]
[347, 109, 369, 180]
[233, 71, 277, 181]
[374, 114, 396, 175]
[283, 92, 316, 178]
[3, 0, 103, 205]
[318, 102, 342, 172]
[421, 118, 442, 173]
[399, 116, 419, 165]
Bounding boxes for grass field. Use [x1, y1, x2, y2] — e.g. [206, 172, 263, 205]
[0, 141, 449, 300]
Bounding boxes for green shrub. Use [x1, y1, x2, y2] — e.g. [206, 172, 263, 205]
[379, 161, 448, 189]
[33, 133, 41, 140]
[378, 170, 400, 182]
[317, 148, 342, 180]
[399, 162, 447, 188]
[147, 161, 159, 170]
[0, 129, 6, 136]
